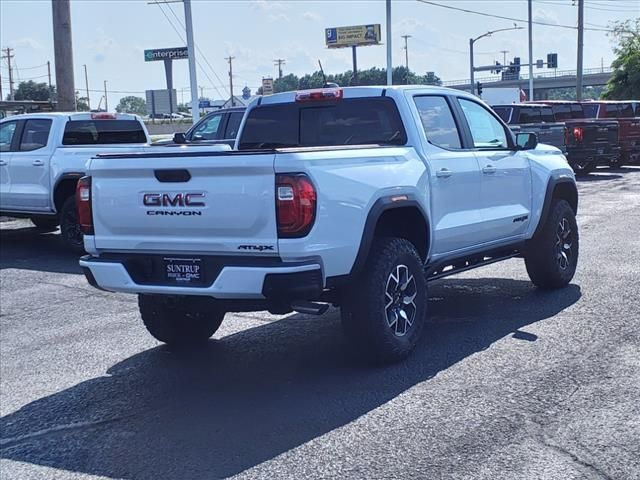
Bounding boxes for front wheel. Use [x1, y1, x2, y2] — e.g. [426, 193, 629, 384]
[59, 196, 85, 253]
[341, 237, 427, 364]
[525, 199, 579, 289]
[138, 295, 225, 347]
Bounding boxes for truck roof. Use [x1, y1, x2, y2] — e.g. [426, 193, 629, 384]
[1, 112, 140, 121]
[255, 85, 477, 107]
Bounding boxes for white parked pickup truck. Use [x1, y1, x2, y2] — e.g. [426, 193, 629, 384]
[0, 112, 150, 250]
[79, 86, 579, 363]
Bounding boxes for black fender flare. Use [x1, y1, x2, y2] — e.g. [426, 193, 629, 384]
[52, 172, 85, 212]
[349, 194, 430, 278]
[532, 176, 578, 239]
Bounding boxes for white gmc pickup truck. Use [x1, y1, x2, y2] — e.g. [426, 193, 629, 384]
[0, 112, 149, 250]
[79, 86, 579, 363]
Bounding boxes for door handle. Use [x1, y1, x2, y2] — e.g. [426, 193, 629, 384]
[482, 165, 497, 174]
[32, 159, 44, 166]
[0, 160, 7, 166]
[435, 168, 452, 178]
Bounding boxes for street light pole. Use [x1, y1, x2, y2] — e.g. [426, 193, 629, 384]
[386, 0, 392, 85]
[184, 0, 200, 122]
[528, 0, 534, 100]
[469, 26, 524, 96]
[402, 34, 411, 84]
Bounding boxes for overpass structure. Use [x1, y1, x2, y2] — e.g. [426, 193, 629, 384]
[443, 67, 612, 100]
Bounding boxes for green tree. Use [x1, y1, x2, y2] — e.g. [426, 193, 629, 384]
[13, 80, 53, 101]
[423, 71, 442, 86]
[273, 74, 300, 93]
[75, 94, 90, 111]
[116, 96, 147, 115]
[603, 18, 640, 100]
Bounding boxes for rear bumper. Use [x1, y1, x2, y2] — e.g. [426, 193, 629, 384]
[79, 255, 323, 300]
[566, 145, 621, 166]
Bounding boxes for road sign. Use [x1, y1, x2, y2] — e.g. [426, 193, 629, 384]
[144, 47, 188, 62]
[325, 24, 381, 49]
[262, 77, 274, 95]
[199, 100, 210, 109]
[146, 89, 178, 115]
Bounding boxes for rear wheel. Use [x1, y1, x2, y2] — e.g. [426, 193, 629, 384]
[341, 237, 427, 364]
[59, 196, 85, 252]
[30, 217, 59, 231]
[525, 199, 579, 289]
[138, 295, 225, 347]
[571, 159, 596, 176]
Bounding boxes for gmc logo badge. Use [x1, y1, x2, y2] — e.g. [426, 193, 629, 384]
[143, 193, 206, 207]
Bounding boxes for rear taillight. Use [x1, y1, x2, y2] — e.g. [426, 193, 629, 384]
[76, 176, 93, 235]
[295, 88, 343, 103]
[276, 174, 316, 238]
[573, 127, 584, 143]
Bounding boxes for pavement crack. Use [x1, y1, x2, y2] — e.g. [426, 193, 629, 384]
[0, 415, 133, 450]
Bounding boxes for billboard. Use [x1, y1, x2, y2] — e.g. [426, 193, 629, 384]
[262, 77, 274, 95]
[144, 47, 188, 62]
[146, 89, 178, 115]
[325, 24, 381, 49]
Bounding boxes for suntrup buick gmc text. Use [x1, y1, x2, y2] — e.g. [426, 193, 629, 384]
[78, 86, 579, 363]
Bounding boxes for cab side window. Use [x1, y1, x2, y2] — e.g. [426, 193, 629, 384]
[191, 114, 222, 141]
[19, 119, 52, 151]
[0, 121, 18, 152]
[413, 96, 462, 149]
[224, 112, 243, 139]
[458, 98, 509, 149]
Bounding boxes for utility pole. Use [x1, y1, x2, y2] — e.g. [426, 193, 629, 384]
[51, 0, 76, 111]
[47, 61, 53, 102]
[386, 0, 392, 85]
[528, 0, 534, 101]
[274, 58, 285, 79]
[83, 64, 90, 110]
[184, 0, 200, 122]
[2, 48, 15, 100]
[576, 0, 584, 101]
[103, 80, 108, 111]
[402, 35, 411, 84]
[226, 56, 235, 106]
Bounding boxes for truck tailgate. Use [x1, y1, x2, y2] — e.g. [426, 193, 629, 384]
[89, 152, 278, 253]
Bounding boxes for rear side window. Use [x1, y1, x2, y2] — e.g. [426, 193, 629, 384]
[581, 104, 599, 118]
[605, 104, 619, 117]
[62, 120, 146, 145]
[517, 108, 540, 124]
[413, 96, 461, 149]
[224, 112, 244, 139]
[20, 119, 52, 151]
[238, 97, 406, 150]
[540, 107, 555, 123]
[571, 104, 585, 119]
[551, 104, 573, 121]
[0, 121, 18, 152]
[492, 107, 512, 124]
[618, 103, 634, 118]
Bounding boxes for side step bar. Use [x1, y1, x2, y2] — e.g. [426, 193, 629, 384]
[425, 249, 521, 282]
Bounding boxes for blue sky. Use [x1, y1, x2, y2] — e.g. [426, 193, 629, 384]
[1, 0, 638, 107]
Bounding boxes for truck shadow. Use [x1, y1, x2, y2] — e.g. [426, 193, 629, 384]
[0, 279, 581, 479]
[0, 222, 82, 274]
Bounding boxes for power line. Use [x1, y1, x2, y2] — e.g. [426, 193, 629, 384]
[165, 1, 229, 96]
[416, 0, 613, 32]
[154, 1, 226, 98]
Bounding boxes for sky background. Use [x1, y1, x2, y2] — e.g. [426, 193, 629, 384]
[1, 0, 638, 107]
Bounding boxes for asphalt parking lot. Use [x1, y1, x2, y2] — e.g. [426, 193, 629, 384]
[1, 168, 639, 480]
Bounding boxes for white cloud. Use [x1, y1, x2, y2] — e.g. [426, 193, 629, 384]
[534, 9, 559, 25]
[252, 0, 286, 12]
[302, 11, 321, 22]
[269, 13, 290, 22]
[11, 37, 42, 50]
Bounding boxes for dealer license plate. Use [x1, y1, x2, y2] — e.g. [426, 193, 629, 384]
[164, 257, 204, 285]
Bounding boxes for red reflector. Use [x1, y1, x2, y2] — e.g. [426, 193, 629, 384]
[573, 127, 584, 143]
[276, 174, 316, 238]
[75, 176, 93, 235]
[91, 112, 116, 120]
[295, 88, 343, 103]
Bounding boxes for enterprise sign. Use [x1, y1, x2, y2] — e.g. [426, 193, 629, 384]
[144, 47, 189, 62]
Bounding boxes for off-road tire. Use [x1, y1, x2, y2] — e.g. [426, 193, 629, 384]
[138, 294, 225, 347]
[31, 217, 59, 231]
[341, 237, 427, 364]
[525, 199, 579, 289]
[59, 196, 85, 253]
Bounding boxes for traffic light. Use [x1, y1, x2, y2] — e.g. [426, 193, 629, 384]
[476, 82, 483, 96]
[513, 57, 521, 74]
[491, 61, 502, 74]
[547, 53, 558, 69]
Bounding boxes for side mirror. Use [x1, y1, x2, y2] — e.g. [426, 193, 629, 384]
[173, 132, 186, 144]
[516, 132, 538, 150]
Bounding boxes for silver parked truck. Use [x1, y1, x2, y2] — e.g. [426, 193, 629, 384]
[0, 112, 150, 250]
[79, 86, 579, 363]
